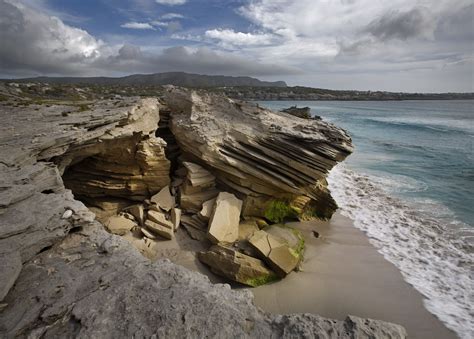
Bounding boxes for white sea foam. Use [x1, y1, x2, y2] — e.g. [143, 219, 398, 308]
[328, 164, 474, 338]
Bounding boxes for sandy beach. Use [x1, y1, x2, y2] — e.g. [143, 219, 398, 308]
[251, 212, 457, 339]
[150, 211, 457, 338]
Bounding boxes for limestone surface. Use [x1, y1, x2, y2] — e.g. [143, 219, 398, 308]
[0, 89, 405, 338]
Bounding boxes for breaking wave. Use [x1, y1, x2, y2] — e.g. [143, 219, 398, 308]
[328, 165, 474, 338]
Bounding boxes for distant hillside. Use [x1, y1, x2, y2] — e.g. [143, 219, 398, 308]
[8, 72, 287, 88]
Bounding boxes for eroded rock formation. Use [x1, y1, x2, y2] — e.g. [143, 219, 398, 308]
[164, 86, 353, 220]
[0, 87, 407, 338]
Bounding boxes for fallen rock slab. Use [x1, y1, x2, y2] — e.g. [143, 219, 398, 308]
[150, 185, 175, 212]
[170, 208, 181, 231]
[104, 215, 137, 236]
[207, 192, 242, 244]
[145, 220, 174, 240]
[198, 198, 215, 223]
[198, 245, 278, 287]
[249, 230, 300, 277]
[238, 220, 260, 241]
[125, 204, 145, 225]
[180, 188, 219, 213]
[147, 210, 174, 228]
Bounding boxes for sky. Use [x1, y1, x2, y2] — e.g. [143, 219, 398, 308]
[0, 0, 473, 92]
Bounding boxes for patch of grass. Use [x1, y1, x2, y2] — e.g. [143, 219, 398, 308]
[244, 273, 279, 287]
[264, 200, 298, 223]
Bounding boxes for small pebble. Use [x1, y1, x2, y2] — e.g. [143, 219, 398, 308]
[62, 210, 73, 219]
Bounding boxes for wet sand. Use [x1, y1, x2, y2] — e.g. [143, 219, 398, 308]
[251, 212, 457, 339]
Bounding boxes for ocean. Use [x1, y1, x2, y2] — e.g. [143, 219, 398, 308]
[259, 100, 473, 338]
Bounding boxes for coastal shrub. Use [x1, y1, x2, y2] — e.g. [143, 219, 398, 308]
[264, 200, 298, 223]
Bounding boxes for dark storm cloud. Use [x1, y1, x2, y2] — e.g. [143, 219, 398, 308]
[0, 0, 298, 77]
[365, 8, 432, 41]
[435, 3, 474, 41]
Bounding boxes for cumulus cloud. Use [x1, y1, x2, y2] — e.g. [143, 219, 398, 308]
[155, 0, 186, 5]
[204, 29, 275, 48]
[117, 44, 143, 60]
[121, 22, 155, 30]
[161, 13, 184, 20]
[0, 0, 102, 76]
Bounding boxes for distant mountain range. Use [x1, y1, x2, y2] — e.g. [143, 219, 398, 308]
[7, 72, 287, 88]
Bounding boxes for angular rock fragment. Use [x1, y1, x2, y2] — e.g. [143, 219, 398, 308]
[150, 186, 175, 212]
[238, 219, 260, 241]
[125, 204, 145, 225]
[198, 245, 277, 287]
[170, 208, 181, 231]
[181, 215, 207, 230]
[180, 214, 208, 241]
[181, 224, 207, 242]
[265, 224, 304, 252]
[147, 210, 174, 229]
[104, 215, 137, 236]
[248, 230, 300, 277]
[145, 220, 173, 240]
[180, 188, 219, 213]
[140, 226, 158, 240]
[179, 162, 219, 213]
[207, 192, 242, 244]
[198, 198, 216, 223]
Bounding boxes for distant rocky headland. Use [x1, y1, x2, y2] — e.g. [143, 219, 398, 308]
[216, 86, 474, 101]
[0, 82, 408, 337]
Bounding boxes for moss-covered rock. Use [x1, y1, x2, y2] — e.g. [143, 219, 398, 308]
[197, 245, 278, 287]
[264, 199, 298, 223]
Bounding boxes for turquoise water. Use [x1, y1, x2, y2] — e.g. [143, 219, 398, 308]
[260, 100, 474, 337]
[261, 100, 474, 228]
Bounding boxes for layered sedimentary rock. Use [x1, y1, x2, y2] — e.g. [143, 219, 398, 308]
[164, 86, 353, 220]
[0, 90, 406, 338]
